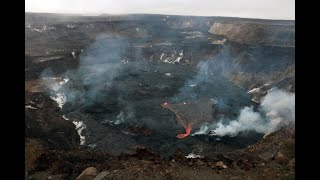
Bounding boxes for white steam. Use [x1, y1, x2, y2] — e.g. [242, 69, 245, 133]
[73, 121, 87, 145]
[191, 123, 209, 136]
[109, 104, 135, 125]
[213, 106, 265, 136]
[195, 88, 295, 137]
[41, 74, 69, 109]
[110, 111, 125, 125]
[260, 88, 295, 135]
[185, 152, 204, 159]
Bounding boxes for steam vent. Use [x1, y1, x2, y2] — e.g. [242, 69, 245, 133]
[25, 13, 295, 179]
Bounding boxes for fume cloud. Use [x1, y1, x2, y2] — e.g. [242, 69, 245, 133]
[194, 88, 295, 136]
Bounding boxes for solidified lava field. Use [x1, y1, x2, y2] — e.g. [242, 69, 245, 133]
[38, 37, 264, 158]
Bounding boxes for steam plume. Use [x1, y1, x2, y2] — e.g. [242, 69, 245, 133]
[194, 88, 295, 136]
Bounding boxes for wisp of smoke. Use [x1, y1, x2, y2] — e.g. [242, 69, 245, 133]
[41, 36, 138, 124]
[194, 88, 295, 137]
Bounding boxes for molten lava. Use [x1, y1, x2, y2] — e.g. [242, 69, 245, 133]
[162, 101, 194, 138]
[175, 114, 192, 138]
[162, 100, 214, 138]
[176, 123, 192, 138]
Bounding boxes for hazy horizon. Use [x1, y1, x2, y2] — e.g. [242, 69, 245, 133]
[25, 12, 295, 21]
[25, 0, 295, 20]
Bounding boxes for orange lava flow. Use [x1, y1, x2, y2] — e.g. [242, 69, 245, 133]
[161, 102, 193, 139]
[176, 124, 192, 138]
[175, 114, 192, 139]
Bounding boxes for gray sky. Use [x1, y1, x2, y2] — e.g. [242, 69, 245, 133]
[25, 0, 295, 20]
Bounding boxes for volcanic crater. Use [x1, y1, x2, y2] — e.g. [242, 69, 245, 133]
[25, 13, 295, 180]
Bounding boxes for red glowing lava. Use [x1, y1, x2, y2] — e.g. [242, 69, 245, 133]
[161, 100, 213, 139]
[175, 114, 192, 139]
[176, 124, 192, 138]
[161, 102, 193, 138]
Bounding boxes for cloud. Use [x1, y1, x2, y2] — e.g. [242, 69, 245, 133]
[25, 0, 295, 20]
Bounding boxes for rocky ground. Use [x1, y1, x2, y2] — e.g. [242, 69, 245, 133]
[25, 126, 295, 180]
[25, 13, 295, 179]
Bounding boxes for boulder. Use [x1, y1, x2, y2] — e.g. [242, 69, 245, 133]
[216, 161, 228, 170]
[274, 152, 287, 165]
[77, 167, 98, 180]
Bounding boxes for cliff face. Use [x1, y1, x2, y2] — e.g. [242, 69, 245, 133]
[25, 14, 295, 93]
[209, 22, 295, 47]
